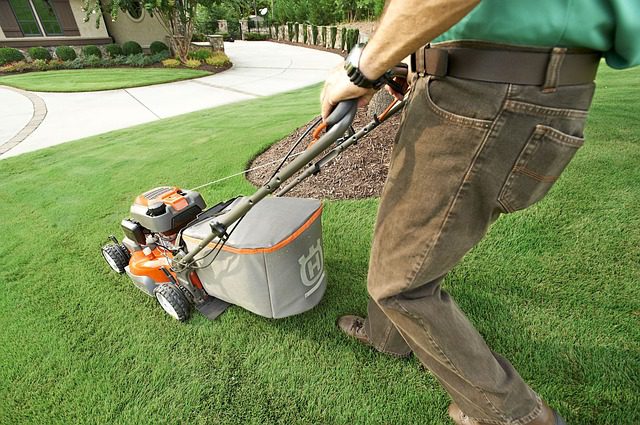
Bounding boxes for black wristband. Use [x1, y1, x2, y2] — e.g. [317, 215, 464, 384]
[344, 43, 388, 89]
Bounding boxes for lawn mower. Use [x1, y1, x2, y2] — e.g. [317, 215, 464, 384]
[101, 67, 408, 322]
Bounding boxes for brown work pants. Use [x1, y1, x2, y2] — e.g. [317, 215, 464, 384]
[364, 74, 595, 424]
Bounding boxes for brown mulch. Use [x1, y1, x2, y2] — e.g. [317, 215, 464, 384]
[246, 107, 400, 200]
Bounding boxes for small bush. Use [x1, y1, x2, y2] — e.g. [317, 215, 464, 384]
[28, 47, 51, 61]
[84, 55, 104, 67]
[55, 46, 77, 61]
[162, 58, 181, 68]
[330, 27, 337, 49]
[302, 24, 308, 43]
[191, 33, 207, 42]
[105, 43, 123, 58]
[65, 58, 85, 69]
[122, 41, 143, 56]
[1, 60, 32, 72]
[287, 22, 294, 41]
[31, 59, 48, 71]
[312, 26, 318, 45]
[188, 48, 212, 61]
[47, 59, 65, 70]
[150, 41, 169, 55]
[150, 50, 170, 63]
[0, 47, 25, 65]
[205, 53, 231, 67]
[82, 45, 102, 58]
[124, 53, 147, 67]
[340, 27, 347, 50]
[244, 32, 268, 41]
[185, 59, 201, 69]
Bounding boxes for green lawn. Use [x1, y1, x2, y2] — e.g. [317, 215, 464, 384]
[0, 68, 211, 92]
[0, 66, 638, 424]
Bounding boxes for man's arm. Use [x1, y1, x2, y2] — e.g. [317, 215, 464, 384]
[321, 0, 479, 120]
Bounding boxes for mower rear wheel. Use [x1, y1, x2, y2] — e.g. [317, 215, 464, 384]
[101, 243, 130, 274]
[154, 283, 191, 322]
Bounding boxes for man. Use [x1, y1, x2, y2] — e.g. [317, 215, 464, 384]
[320, 1, 639, 424]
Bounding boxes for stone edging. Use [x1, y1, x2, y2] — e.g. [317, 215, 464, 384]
[0, 87, 47, 155]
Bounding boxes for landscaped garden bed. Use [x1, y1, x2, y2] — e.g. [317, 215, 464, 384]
[0, 41, 232, 82]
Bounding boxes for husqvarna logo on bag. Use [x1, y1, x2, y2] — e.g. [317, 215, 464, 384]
[298, 239, 324, 298]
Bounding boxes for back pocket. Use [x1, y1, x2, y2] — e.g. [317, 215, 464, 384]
[498, 125, 584, 213]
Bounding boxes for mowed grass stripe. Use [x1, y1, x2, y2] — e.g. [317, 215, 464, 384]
[0, 66, 638, 424]
[0, 68, 211, 92]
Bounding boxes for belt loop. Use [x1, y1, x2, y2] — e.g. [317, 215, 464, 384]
[415, 44, 429, 77]
[542, 47, 567, 93]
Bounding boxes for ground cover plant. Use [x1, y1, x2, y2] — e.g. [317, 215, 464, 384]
[0, 66, 638, 424]
[0, 68, 210, 92]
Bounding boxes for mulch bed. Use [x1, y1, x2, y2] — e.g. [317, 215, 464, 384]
[246, 106, 401, 200]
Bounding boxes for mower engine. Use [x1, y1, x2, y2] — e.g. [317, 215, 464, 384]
[102, 186, 205, 296]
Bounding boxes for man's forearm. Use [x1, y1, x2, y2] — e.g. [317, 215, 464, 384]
[359, 0, 480, 80]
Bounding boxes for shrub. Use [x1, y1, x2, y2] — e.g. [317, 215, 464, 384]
[294, 23, 299, 42]
[205, 53, 231, 67]
[312, 25, 318, 45]
[287, 22, 294, 41]
[124, 53, 147, 67]
[0, 47, 25, 65]
[150, 51, 170, 63]
[82, 45, 102, 58]
[188, 48, 211, 61]
[162, 58, 181, 68]
[47, 59, 65, 70]
[55, 46, 76, 61]
[150, 41, 169, 55]
[185, 59, 201, 69]
[321, 26, 327, 46]
[31, 59, 48, 71]
[112, 55, 129, 65]
[122, 41, 143, 56]
[345, 28, 359, 52]
[191, 33, 207, 42]
[330, 27, 337, 49]
[105, 43, 123, 58]
[244, 33, 268, 41]
[28, 47, 51, 61]
[84, 55, 104, 67]
[65, 58, 85, 69]
[340, 27, 347, 50]
[302, 23, 308, 43]
[1, 60, 32, 72]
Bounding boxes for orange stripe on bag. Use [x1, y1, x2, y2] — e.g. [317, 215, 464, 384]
[183, 206, 323, 255]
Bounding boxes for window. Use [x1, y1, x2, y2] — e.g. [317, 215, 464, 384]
[126, 1, 143, 20]
[8, 0, 63, 37]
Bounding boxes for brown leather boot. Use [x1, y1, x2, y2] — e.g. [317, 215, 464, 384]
[336, 315, 370, 345]
[448, 401, 566, 425]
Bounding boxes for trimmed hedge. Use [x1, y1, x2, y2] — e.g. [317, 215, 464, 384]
[105, 43, 123, 58]
[244, 32, 268, 41]
[28, 47, 51, 61]
[82, 45, 102, 58]
[55, 46, 76, 61]
[150, 41, 169, 55]
[122, 41, 143, 56]
[0, 47, 25, 65]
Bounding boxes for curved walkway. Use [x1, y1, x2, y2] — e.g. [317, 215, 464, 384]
[0, 41, 342, 159]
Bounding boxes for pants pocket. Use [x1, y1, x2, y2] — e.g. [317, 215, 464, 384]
[498, 125, 584, 213]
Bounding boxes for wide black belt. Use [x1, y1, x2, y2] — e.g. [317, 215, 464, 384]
[411, 41, 601, 89]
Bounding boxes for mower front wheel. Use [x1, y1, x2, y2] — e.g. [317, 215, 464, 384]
[154, 283, 192, 322]
[101, 243, 130, 274]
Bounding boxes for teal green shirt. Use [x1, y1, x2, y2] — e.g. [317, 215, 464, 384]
[433, 0, 640, 69]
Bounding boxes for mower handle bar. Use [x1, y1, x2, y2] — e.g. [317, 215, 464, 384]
[173, 65, 408, 271]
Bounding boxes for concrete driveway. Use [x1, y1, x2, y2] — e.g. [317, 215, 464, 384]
[0, 41, 342, 159]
